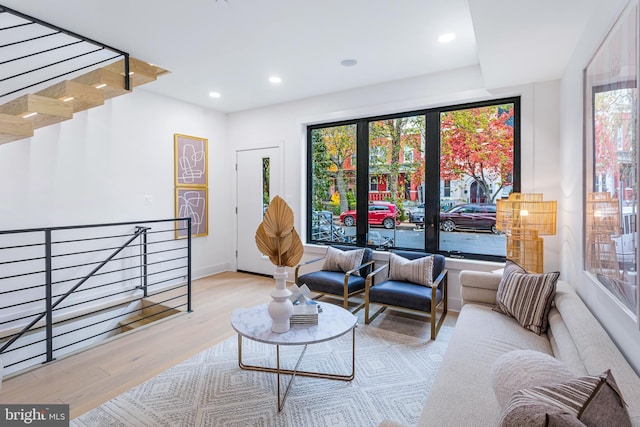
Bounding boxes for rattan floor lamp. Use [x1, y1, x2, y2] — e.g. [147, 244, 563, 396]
[585, 192, 621, 278]
[496, 193, 557, 273]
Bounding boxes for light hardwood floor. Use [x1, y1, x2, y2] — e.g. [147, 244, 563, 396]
[0, 271, 275, 418]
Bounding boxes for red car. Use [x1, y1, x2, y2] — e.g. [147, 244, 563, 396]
[340, 202, 400, 229]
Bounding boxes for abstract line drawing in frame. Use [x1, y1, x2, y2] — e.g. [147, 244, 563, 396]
[175, 187, 208, 238]
[174, 134, 208, 187]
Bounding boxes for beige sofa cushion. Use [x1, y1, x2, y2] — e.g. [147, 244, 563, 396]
[554, 282, 640, 425]
[418, 304, 553, 426]
[547, 306, 588, 376]
[460, 270, 502, 306]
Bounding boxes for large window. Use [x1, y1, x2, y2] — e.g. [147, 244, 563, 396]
[307, 97, 519, 261]
[584, 1, 638, 319]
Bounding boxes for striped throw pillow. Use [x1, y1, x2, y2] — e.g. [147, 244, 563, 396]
[388, 253, 434, 287]
[499, 369, 631, 427]
[494, 260, 559, 335]
[322, 246, 365, 276]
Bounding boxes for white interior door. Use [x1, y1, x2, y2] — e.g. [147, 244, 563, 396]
[236, 147, 282, 275]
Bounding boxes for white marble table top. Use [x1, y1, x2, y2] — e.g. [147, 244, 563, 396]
[231, 302, 357, 345]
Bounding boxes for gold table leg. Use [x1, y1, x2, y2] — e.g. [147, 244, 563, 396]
[237, 327, 356, 411]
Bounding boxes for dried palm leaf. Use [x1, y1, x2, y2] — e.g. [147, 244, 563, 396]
[280, 229, 304, 267]
[255, 224, 277, 258]
[278, 233, 293, 256]
[255, 195, 304, 267]
[262, 196, 294, 238]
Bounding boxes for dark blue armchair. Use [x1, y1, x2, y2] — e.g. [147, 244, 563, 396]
[294, 245, 374, 312]
[365, 250, 448, 339]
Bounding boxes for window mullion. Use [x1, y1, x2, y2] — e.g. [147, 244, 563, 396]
[424, 111, 440, 253]
[355, 119, 369, 246]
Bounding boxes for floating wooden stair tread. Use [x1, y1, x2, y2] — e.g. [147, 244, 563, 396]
[71, 68, 131, 100]
[0, 113, 33, 145]
[0, 94, 72, 129]
[36, 80, 105, 113]
[102, 58, 168, 88]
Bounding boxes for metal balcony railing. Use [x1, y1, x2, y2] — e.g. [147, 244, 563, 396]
[0, 218, 191, 376]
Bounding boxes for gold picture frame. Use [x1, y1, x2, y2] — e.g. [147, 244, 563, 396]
[174, 133, 208, 187]
[175, 186, 208, 239]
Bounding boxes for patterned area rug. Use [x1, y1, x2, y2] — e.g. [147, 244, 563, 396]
[71, 310, 455, 427]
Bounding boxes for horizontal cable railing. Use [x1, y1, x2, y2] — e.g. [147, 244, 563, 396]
[0, 4, 130, 100]
[0, 218, 192, 376]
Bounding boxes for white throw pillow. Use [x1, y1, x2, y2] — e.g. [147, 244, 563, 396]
[490, 349, 574, 408]
[322, 246, 365, 275]
[388, 253, 434, 287]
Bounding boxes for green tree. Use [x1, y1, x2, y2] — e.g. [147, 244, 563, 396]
[311, 131, 332, 211]
[316, 125, 357, 213]
[369, 117, 424, 205]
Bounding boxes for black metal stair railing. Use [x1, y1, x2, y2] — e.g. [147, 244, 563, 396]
[0, 4, 130, 100]
[0, 218, 192, 376]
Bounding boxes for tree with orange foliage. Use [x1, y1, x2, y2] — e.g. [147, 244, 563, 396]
[440, 104, 514, 203]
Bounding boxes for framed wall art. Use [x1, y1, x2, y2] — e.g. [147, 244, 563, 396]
[174, 134, 208, 187]
[175, 187, 208, 238]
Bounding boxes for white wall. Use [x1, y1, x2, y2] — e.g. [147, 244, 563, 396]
[560, 0, 640, 374]
[227, 65, 562, 310]
[0, 89, 233, 279]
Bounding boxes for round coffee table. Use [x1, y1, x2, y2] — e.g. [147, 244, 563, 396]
[231, 302, 357, 411]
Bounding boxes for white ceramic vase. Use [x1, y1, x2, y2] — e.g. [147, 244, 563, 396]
[268, 266, 293, 333]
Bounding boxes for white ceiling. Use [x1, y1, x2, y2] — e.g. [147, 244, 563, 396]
[1, 0, 602, 113]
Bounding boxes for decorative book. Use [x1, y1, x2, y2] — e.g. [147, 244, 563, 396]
[290, 302, 320, 325]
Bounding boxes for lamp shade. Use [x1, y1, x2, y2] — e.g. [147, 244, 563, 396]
[496, 193, 557, 273]
[496, 193, 557, 236]
[586, 192, 620, 237]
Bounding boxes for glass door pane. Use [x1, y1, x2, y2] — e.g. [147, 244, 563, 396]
[309, 124, 357, 244]
[262, 157, 270, 215]
[368, 115, 425, 250]
[438, 104, 513, 256]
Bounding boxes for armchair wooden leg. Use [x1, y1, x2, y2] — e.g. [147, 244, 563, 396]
[365, 306, 386, 324]
[429, 276, 448, 340]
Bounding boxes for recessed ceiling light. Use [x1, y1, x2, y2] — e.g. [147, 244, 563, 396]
[341, 59, 358, 67]
[209, 91, 221, 98]
[438, 33, 456, 43]
[269, 75, 282, 84]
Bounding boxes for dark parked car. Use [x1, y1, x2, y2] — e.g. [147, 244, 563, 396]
[340, 202, 400, 229]
[439, 203, 498, 233]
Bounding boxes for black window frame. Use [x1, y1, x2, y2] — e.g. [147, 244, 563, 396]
[306, 96, 521, 261]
